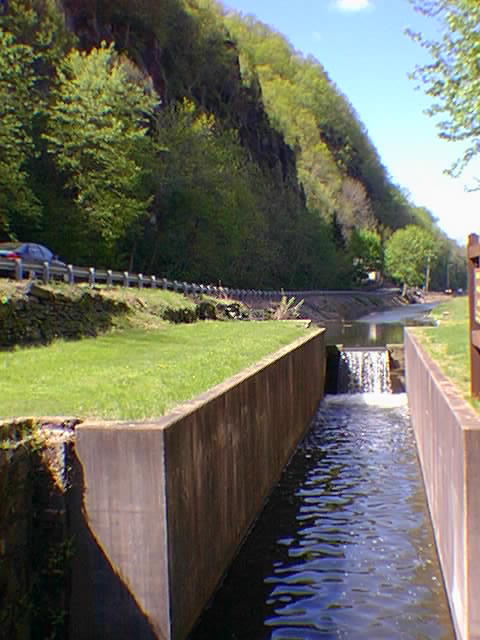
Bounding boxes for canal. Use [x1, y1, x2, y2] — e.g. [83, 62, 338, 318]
[324, 303, 436, 347]
[190, 304, 454, 639]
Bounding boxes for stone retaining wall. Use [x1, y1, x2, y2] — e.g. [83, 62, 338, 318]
[0, 419, 76, 640]
[405, 330, 480, 640]
[0, 285, 129, 346]
[70, 329, 326, 639]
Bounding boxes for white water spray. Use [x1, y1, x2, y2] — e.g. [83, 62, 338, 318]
[337, 348, 392, 394]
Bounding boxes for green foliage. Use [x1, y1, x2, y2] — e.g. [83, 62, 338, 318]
[272, 295, 304, 320]
[0, 0, 74, 240]
[408, 0, 480, 185]
[222, 8, 416, 236]
[146, 99, 268, 284]
[0, 29, 40, 235]
[409, 204, 467, 291]
[348, 228, 383, 282]
[44, 43, 159, 261]
[0, 0, 464, 291]
[137, 98, 342, 288]
[385, 225, 439, 292]
[0, 0, 74, 71]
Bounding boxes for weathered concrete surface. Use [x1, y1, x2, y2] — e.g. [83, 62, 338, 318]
[71, 329, 325, 639]
[405, 330, 480, 640]
[0, 418, 78, 639]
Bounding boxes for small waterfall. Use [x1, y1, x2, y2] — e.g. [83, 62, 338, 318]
[337, 347, 392, 394]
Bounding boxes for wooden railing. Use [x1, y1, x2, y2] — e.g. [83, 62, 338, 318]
[0, 257, 398, 300]
[468, 233, 480, 396]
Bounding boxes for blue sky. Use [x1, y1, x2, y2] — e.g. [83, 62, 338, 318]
[223, 0, 480, 245]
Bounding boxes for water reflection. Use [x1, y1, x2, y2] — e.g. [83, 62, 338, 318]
[325, 303, 436, 347]
[325, 322, 404, 347]
[190, 396, 453, 640]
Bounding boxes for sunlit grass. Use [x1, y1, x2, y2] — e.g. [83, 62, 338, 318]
[412, 296, 480, 411]
[0, 321, 311, 420]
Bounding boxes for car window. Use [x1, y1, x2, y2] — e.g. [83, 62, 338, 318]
[39, 245, 53, 261]
[27, 245, 43, 260]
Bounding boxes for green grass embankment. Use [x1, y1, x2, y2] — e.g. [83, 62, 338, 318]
[0, 321, 310, 420]
[413, 296, 480, 411]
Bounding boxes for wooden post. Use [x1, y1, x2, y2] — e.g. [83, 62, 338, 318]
[468, 233, 480, 396]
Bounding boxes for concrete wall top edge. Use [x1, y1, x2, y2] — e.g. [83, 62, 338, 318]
[406, 329, 480, 431]
[76, 328, 324, 434]
[75, 420, 164, 431]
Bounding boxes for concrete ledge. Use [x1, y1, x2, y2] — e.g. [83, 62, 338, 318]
[70, 329, 326, 639]
[405, 330, 480, 640]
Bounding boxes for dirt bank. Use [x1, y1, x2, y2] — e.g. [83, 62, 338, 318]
[242, 290, 406, 325]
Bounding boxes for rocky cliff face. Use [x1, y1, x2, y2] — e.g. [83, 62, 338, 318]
[60, 0, 304, 202]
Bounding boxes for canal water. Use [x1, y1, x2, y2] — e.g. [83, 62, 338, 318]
[190, 305, 454, 640]
[324, 303, 435, 347]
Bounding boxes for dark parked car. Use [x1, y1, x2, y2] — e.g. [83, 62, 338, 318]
[0, 242, 65, 267]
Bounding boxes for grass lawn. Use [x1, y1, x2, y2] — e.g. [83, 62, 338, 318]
[0, 321, 311, 420]
[413, 296, 480, 411]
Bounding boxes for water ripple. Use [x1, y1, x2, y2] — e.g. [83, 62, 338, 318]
[190, 394, 454, 639]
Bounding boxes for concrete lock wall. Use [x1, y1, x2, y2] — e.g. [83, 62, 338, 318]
[405, 330, 480, 640]
[70, 329, 326, 640]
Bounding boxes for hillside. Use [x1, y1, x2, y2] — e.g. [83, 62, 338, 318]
[0, 0, 466, 289]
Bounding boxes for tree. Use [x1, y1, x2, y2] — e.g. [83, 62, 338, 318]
[0, 29, 40, 237]
[336, 178, 375, 241]
[384, 225, 438, 295]
[44, 43, 159, 261]
[225, 7, 420, 237]
[409, 0, 480, 186]
[148, 99, 290, 286]
[348, 228, 383, 283]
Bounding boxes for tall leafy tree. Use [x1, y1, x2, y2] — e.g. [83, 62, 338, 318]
[409, 0, 480, 186]
[0, 29, 40, 237]
[385, 225, 438, 295]
[0, 0, 75, 242]
[348, 228, 383, 283]
[147, 100, 278, 285]
[44, 43, 159, 260]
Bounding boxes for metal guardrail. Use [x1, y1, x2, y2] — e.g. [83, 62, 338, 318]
[0, 257, 279, 299]
[0, 257, 399, 300]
